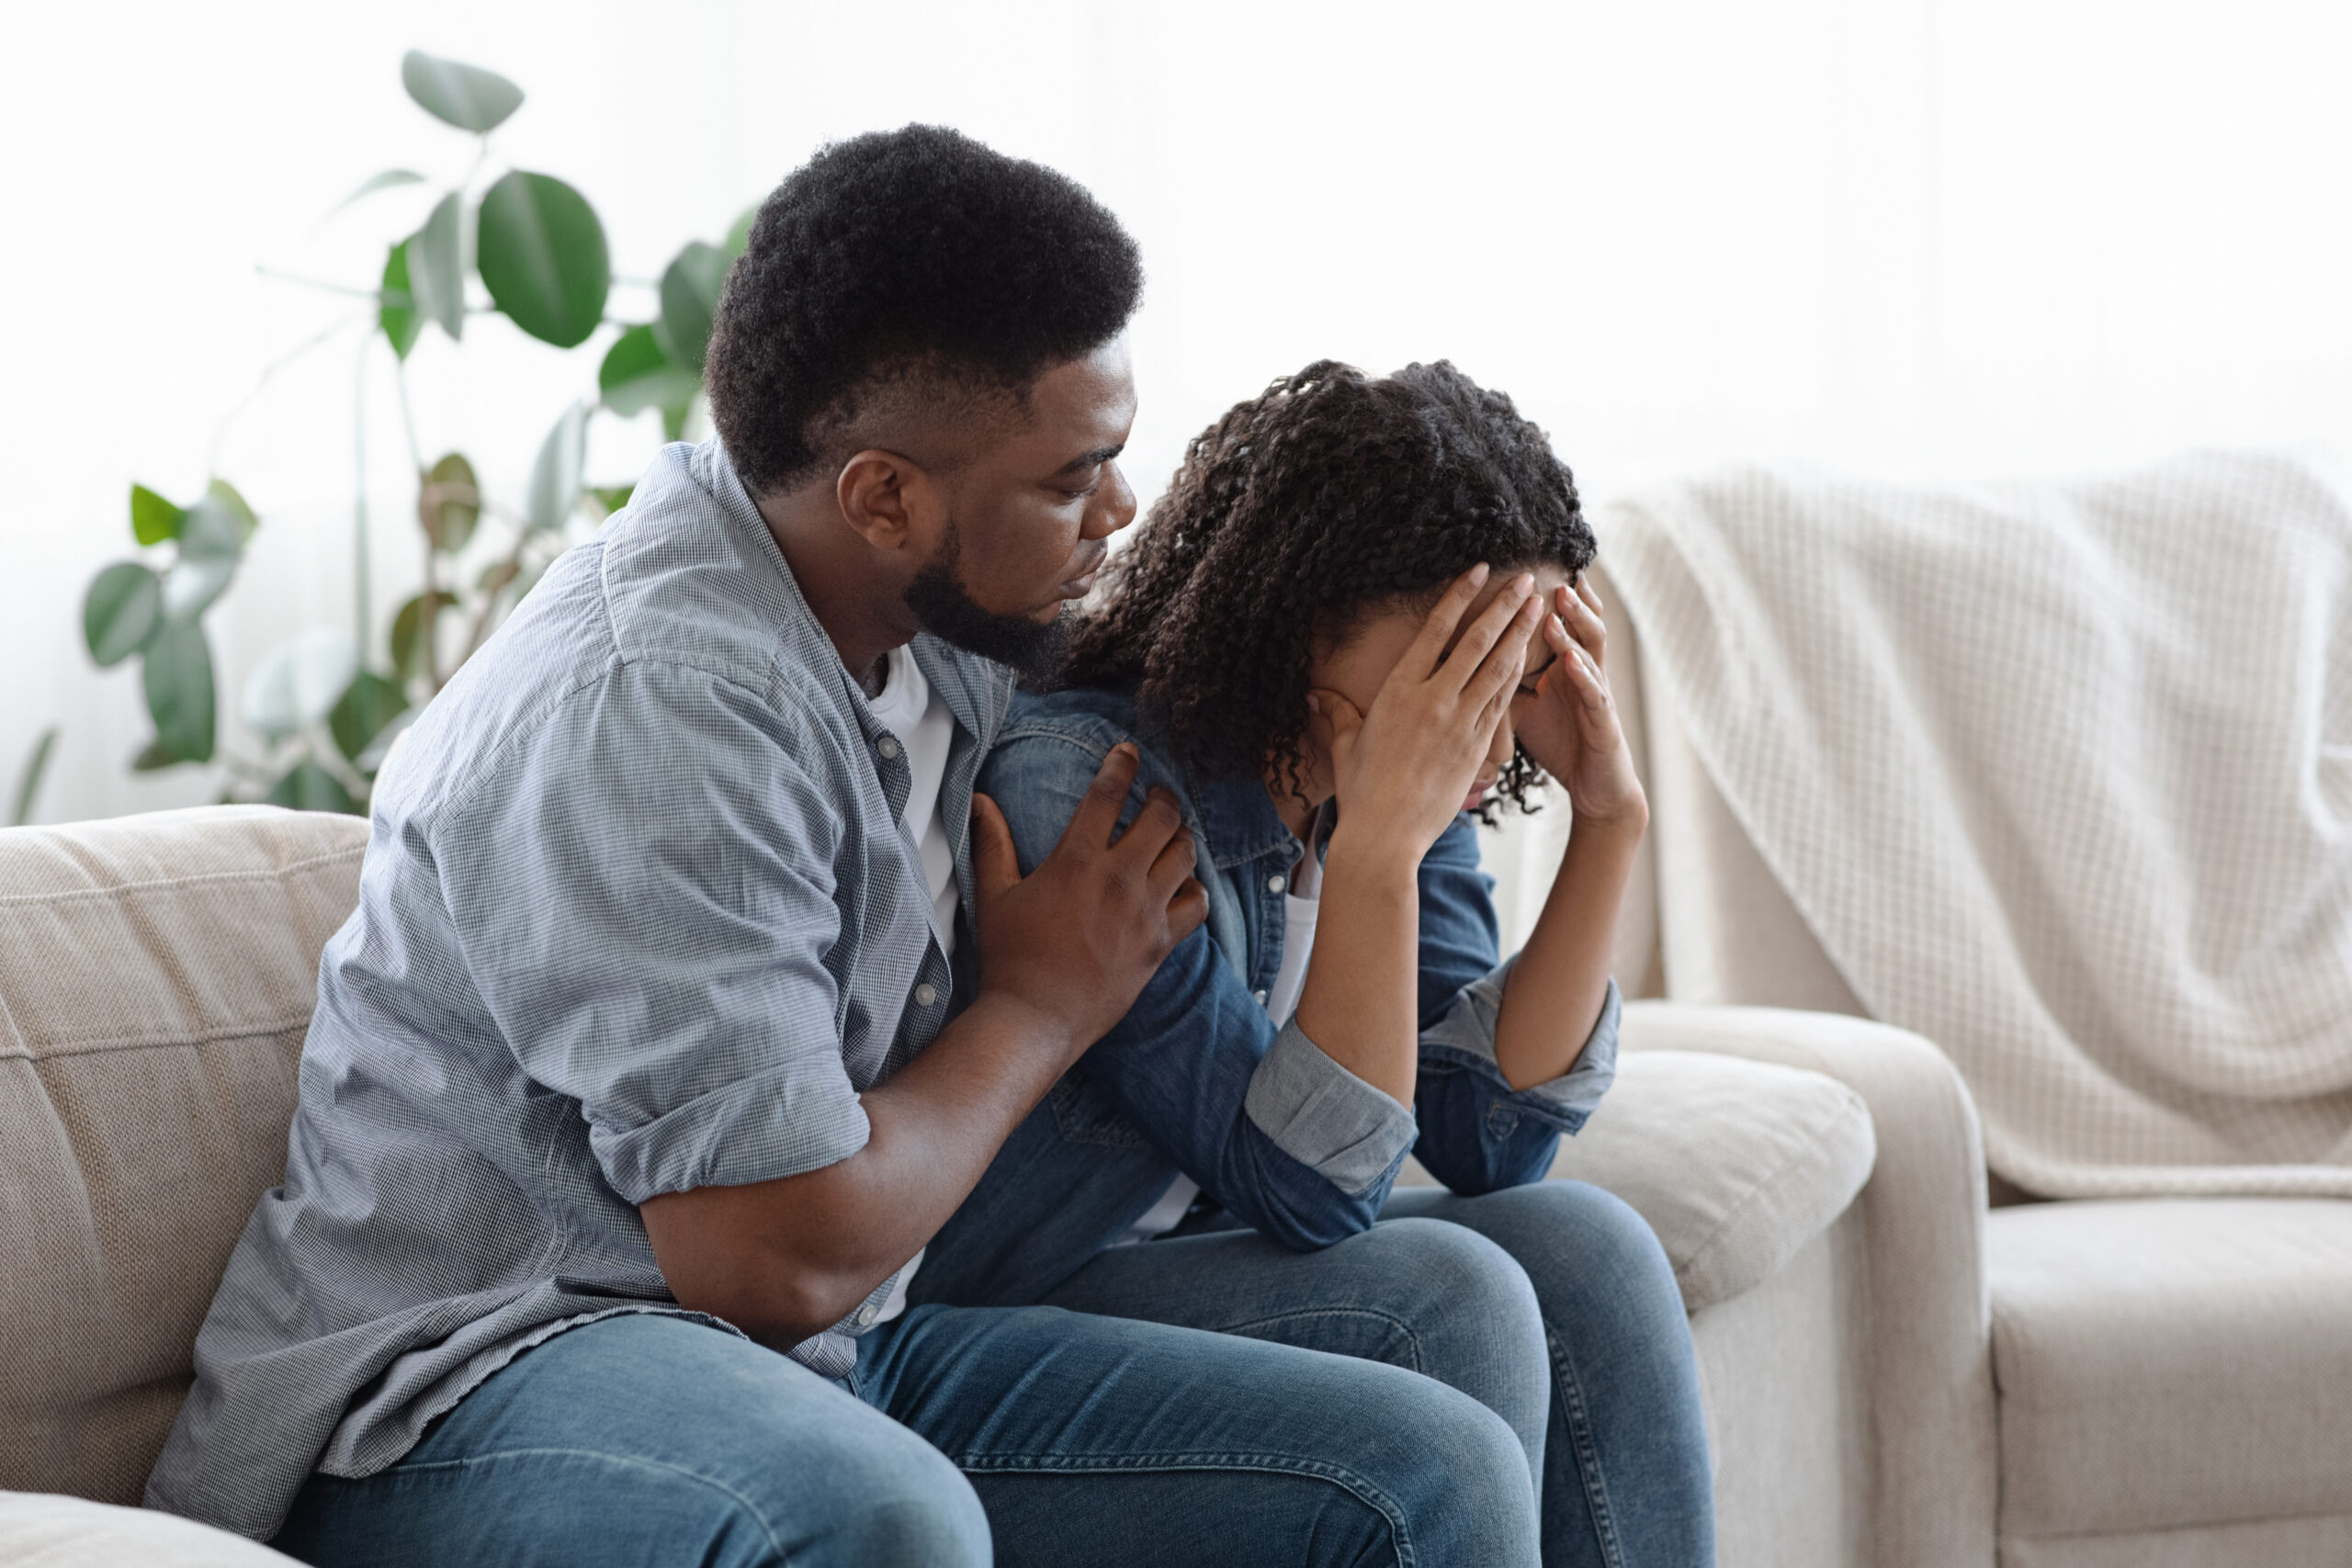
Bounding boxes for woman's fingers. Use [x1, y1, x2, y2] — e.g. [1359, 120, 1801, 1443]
[1439, 572, 1538, 693]
[1560, 581, 1607, 669]
[1401, 564, 1492, 680]
[1471, 592, 1544, 723]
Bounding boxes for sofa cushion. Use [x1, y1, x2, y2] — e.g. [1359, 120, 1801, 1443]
[0, 1490, 298, 1565]
[1990, 1198, 2352, 1540]
[1396, 1048, 1874, 1313]
[0, 807, 368, 1506]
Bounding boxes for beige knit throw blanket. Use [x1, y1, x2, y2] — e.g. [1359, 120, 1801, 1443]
[1602, 451, 2352, 1198]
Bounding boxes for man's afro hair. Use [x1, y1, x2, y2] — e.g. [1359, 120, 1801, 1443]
[707, 124, 1143, 495]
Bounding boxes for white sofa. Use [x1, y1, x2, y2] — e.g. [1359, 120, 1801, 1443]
[0, 796, 1969, 1566]
[1599, 559, 2352, 1568]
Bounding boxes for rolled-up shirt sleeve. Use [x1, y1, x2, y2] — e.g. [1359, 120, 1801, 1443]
[435, 659, 870, 1205]
[1408, 813, 1623, 1195]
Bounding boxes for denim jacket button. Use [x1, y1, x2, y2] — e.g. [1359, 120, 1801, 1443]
[913, 982, 938, 1008]
[1266, 874, 1285, 893]
[1253, 988, 1269, 1006]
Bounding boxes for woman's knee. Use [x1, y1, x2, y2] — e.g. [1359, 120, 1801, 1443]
[1344, 1216, 1546, 1366]
[1477, 1179, 1683, 1312]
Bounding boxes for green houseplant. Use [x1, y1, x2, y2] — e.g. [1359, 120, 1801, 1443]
[77, 51, 749, 815]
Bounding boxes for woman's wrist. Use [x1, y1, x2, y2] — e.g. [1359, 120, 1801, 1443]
[1321, 821, 1426, 891]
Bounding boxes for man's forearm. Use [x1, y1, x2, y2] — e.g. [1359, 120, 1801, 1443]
[1492, 807, 1644, 1090]
[641, 991, 1080, 1347]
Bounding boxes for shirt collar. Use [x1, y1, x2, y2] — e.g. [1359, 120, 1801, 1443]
[698, 438, 1010, 744]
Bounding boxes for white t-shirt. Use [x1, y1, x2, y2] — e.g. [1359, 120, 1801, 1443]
[1116, 852, 1325, 1246]
[864, 645, 958, 1321]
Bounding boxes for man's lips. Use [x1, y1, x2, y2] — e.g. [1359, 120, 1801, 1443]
[1057, 548, 1109, 600]
[1463, 776, 1498, 809]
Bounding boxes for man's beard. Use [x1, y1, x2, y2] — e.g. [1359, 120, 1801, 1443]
[903, 521, 1074, 683]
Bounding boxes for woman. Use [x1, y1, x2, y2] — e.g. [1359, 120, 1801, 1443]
[918, 360, 1713, 1567]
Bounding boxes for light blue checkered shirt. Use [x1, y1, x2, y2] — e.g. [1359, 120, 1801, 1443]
[145, 439, 1010, 1540]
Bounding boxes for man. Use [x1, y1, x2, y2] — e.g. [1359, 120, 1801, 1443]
[147, 127, 1541, 1567]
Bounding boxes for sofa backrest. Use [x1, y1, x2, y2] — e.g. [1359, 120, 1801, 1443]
[0, 807, 367, 1506]
[1588, 560, 1866, 1017]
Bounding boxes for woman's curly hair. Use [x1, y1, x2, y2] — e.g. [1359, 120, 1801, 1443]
[1059, 359, 1595, 814]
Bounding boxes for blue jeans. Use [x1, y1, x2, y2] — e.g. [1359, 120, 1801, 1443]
[272, 1248, 1542, 1568]
[1049, 1181, 1714, 1568]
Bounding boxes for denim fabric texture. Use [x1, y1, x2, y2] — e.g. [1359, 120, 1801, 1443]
[148, 438, 1012, 1541]
[272, 1290, 1545, 1568]
[918, 683, 1619, 1308]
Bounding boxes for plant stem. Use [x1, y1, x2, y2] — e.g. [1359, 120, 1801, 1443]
[254, 265, 384, 299]
[354, 334, 373, 677]
[207, 311, 368, 476]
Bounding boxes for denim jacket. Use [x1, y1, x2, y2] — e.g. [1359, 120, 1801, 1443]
[913, 684, 1619, 1309]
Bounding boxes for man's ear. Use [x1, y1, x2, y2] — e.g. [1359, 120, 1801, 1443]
[834, 448, 943, 555]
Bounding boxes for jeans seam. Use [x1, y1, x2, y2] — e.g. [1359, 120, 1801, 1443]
[956, 1450, 1419, 1568]
[356, 1446, 788, 1557]
[1204, 1306, 1429, 1376]
[1545, 1318, 1628, 1568]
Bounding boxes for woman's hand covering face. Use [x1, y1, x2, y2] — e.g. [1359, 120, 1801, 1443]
[1513, 575, 1646, 825]
[1307, 565, 1544, 859]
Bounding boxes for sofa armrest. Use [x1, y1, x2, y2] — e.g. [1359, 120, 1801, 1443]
[0, 1491, 300, 1564]
[1623, 1001, 1996, 1568]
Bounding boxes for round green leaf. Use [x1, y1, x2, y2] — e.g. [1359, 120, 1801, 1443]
[411, 191, 466, 342]
[160, 557, 235, 622]
[330, 671, 410, 764]
[265, 760, 357, 815]
[653, 241, 728, 371]
[142, 618, 216, 763]
[240, 627, 358, 741]
[207, 479, 258, 544]
[477, 171, 609, 348]
[85, 561, 162, 667]
[10, 725, 58, 827]
[400, 51, 524, 134]
[389, 590, 455, 688]
[526, 402, 590, 532]
[422, 452, 481, 554]
[130, 483, 184, 546]
[380, 242, 422, 359]
[178, 492, 243, 562]
[598, 324, 700, 418]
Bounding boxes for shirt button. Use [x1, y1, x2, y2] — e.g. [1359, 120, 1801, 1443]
[913, 982, 938, 1007]
[876, 735, 901, 761]
[1267, 874, 1286, 893]
[1252, 988, 1269, 1005]
[854, 1303, 879, 1327]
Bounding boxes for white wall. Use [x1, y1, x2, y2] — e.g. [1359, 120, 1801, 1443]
[6, 0, 2351, 824]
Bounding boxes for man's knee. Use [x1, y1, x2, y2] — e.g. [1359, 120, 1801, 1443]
[1351, 1373, 1542, 1565]
[762, 1413, 989, 1568]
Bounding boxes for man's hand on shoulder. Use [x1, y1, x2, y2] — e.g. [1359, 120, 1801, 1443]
[642, 744, 1204, 1349]
[967, 741, 1208, 1057]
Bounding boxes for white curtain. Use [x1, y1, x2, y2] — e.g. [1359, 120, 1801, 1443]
[6, 0, 2348, 829]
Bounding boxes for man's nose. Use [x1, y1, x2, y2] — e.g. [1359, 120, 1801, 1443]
[1082, 462, 1137, 540]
